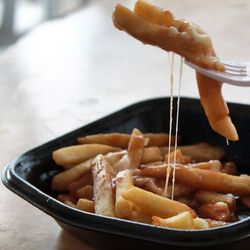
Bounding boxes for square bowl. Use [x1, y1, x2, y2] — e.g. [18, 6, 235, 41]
[2, 97, 250, 250]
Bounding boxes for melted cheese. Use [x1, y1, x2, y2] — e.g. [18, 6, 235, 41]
[163, 55, 183, 199]
[171, 57, 184, 200]
[163, 52, 175, 197]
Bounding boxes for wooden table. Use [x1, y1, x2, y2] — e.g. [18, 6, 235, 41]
[1, 0, 250, 249]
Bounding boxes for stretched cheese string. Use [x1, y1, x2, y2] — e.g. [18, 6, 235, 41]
[171, 56, 184, 200]
[163, 52, 175, 197]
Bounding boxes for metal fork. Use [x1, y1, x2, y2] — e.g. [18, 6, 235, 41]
[185, 60, 250, 86]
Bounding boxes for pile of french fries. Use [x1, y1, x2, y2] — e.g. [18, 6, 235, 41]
[51, 129, 250, 230]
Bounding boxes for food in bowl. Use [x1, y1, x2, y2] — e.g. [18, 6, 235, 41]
[51, 129, 250, 230]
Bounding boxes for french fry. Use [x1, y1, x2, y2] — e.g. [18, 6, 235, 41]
[114, 129, 145, 170]
[92, 155, 115, 217]
[174, 167, 250, 195]
[76, 185, 93, 200]
[54, 151, 125, 192]
[198, 202, 233, 222]
[113, 147, 164, 171]
[138, 159, 222, 186]
[141, 164, 250, 195]
[78, 133, 130, 148]
[195, 190, 236, 212]
[144, 133, 177, 147]
[178, 143, 225, 162]
[134, 0, 174, 27]
[113, 154, 130, 171]
[122, 186, 196, 218]
[115, 170, 153, 223]
[165, 149, 191, 164]
[175, 197, 197, 209]
[140, 163, 168, 178]
[191, 160, 222, 172]
[76, 198, 95, 213]
[63, 157, 94, 170]
[104, 150, 127, 165]
[134, 176, 163, 195]
[197, 72, 238, 141]
[115, 170, 134, 219]
[134, 176, 193, 198]
[205, 219, 229, 228]
[168, 183, 194, 198]
[65, 151, 126, 170]
[129, 208, 152, 224]
[68, 172, 92, 193]
[142, 146, 163, 164]
[53, 144, 121, 166]
[193, 217, 209, 229]
[127, 128, 145, 168]
[52, 163, 92, 192]
[161, 143, 225, 162]
[57, 193, 77, 204]
[64, 200, 76, 208]
[77, 132, 175, 148]
[152, 211, 195, 229]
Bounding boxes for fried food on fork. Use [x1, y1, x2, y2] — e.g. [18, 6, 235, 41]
[197, 73, 238, 141]
[112, 0, 238, 141]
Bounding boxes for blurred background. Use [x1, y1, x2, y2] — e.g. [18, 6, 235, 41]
[0, 0, 87, 52]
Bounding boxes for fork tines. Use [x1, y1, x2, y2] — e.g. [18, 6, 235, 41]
[222, 62, 248, 76]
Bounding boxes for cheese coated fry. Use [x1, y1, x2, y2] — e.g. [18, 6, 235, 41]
[193, 217, 210, 229]
[174, 167, 250, 195]
[140, 161, 221, 178]
[76, 199, 95, 213]
[198, 202, 233, 222]
[92, 155, 115, 217]
[165, 149, 191, 164]
[76, 185, 93, 200]
[129, 209, 152, 224]
[113, 1, 223, 70]
[152, 211, 195, 229]
[113, 1, 238, 140]
[190, 160, 222, 172]
[122, 186, 196, 218]
[115, 170, 134, 219]
[77, 132, 174, 148]
[142, 147, 163, 163]
[161, 143, 225, 162]
[197, 73, 238, 141]
[142, 164, 250, 195]
[114, 129, 145, 170]
[134, 0, 174, 27]
[68, 172, 93, 193]
[53, 144, 120, 166]
[52, 162, 92, 192]
[206, 219, 229, 228]
[195, 190, 236, 212]
[127, 129, 145, 169]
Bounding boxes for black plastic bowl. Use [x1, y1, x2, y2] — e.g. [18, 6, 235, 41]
[2, 98, 250, 250]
